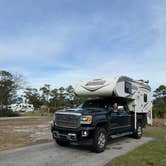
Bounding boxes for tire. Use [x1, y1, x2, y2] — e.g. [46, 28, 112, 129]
[92, 128, 107, 153]
[133, 123, 143, 139]
[55, 139, 70, 146]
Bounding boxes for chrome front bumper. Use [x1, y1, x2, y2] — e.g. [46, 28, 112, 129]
[53, 131, 77, 141]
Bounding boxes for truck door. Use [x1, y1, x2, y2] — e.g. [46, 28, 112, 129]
[118, 112, 132, 132]
[108, 111, 121, 134]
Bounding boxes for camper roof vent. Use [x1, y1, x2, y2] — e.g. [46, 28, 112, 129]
[138, 79, 149, 84]
[138, 79, 144, 82]
[145, 80, 149, 84]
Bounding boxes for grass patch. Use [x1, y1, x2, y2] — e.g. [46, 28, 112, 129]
[106, 126, 166, 166]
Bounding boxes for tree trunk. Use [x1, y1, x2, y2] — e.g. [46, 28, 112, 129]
[5, 96, 8, 112]
[0, 100, 2, 112]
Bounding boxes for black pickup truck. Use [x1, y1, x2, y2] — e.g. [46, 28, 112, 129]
[51, 98, 146, 153]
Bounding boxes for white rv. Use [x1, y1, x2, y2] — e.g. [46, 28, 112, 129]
[8, 103, 34, 112]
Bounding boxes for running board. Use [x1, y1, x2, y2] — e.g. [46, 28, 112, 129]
[111, 132, 133, 139]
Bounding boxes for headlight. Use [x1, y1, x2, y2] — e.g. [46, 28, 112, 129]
[80, 115, 92, 124]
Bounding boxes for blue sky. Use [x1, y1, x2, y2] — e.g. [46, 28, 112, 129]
[0, 0, 165, 90]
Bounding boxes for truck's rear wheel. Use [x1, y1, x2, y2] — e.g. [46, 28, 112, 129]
[55, 139, 70, 146]
[133, 123, 142, 139]
[92, 128, 107, 153]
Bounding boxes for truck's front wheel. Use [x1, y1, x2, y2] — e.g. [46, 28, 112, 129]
[92, 128, 107, 153]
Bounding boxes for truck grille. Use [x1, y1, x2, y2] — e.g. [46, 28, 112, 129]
[55, 113, 81, 128]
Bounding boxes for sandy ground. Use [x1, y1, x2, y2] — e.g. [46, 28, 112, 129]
[153, 118, 166, 128]
[0, 117, 52, 151]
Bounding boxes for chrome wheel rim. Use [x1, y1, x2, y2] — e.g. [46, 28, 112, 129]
[98, 132, 106, 148]
[137, 126, 142, 136]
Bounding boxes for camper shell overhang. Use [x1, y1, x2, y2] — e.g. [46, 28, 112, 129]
[75, 76, 151, 99]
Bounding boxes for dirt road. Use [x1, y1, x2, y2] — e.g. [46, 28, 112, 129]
[0, 137, 152, 166]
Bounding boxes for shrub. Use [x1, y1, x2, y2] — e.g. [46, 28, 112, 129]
[0, 110, 20, 117]
[49, 106, 66, 113]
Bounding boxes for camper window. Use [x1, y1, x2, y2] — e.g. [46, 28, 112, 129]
[124, 81, 132, 94]
[144, 94, 147, 102]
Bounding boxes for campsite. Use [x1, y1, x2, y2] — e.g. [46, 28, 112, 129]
[0, 0, 166, 166]
[0, 72, 166, 165]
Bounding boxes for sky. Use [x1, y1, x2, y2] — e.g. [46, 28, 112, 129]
[0, 0, 166, 91]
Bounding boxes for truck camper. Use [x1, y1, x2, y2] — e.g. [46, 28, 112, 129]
[51, 76, 152, 153]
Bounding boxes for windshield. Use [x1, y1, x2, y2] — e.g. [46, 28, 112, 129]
[78, 98, 129, 111]
[81, 99, 109, 109]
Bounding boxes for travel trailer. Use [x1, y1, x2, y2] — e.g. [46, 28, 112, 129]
[51, 76, 152, 153]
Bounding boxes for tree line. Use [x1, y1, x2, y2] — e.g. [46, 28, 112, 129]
[23, 84, 85, 112]
[0, 70, 23, 116]
[0, 70, 166, 117]
[0, 70, 85, 116]
[153, 85, 166, 118]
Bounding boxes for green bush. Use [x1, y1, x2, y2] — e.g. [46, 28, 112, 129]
[0, 110, 20, 117]
[153, 108, 165, 119]
[49, 106, 66, 113]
